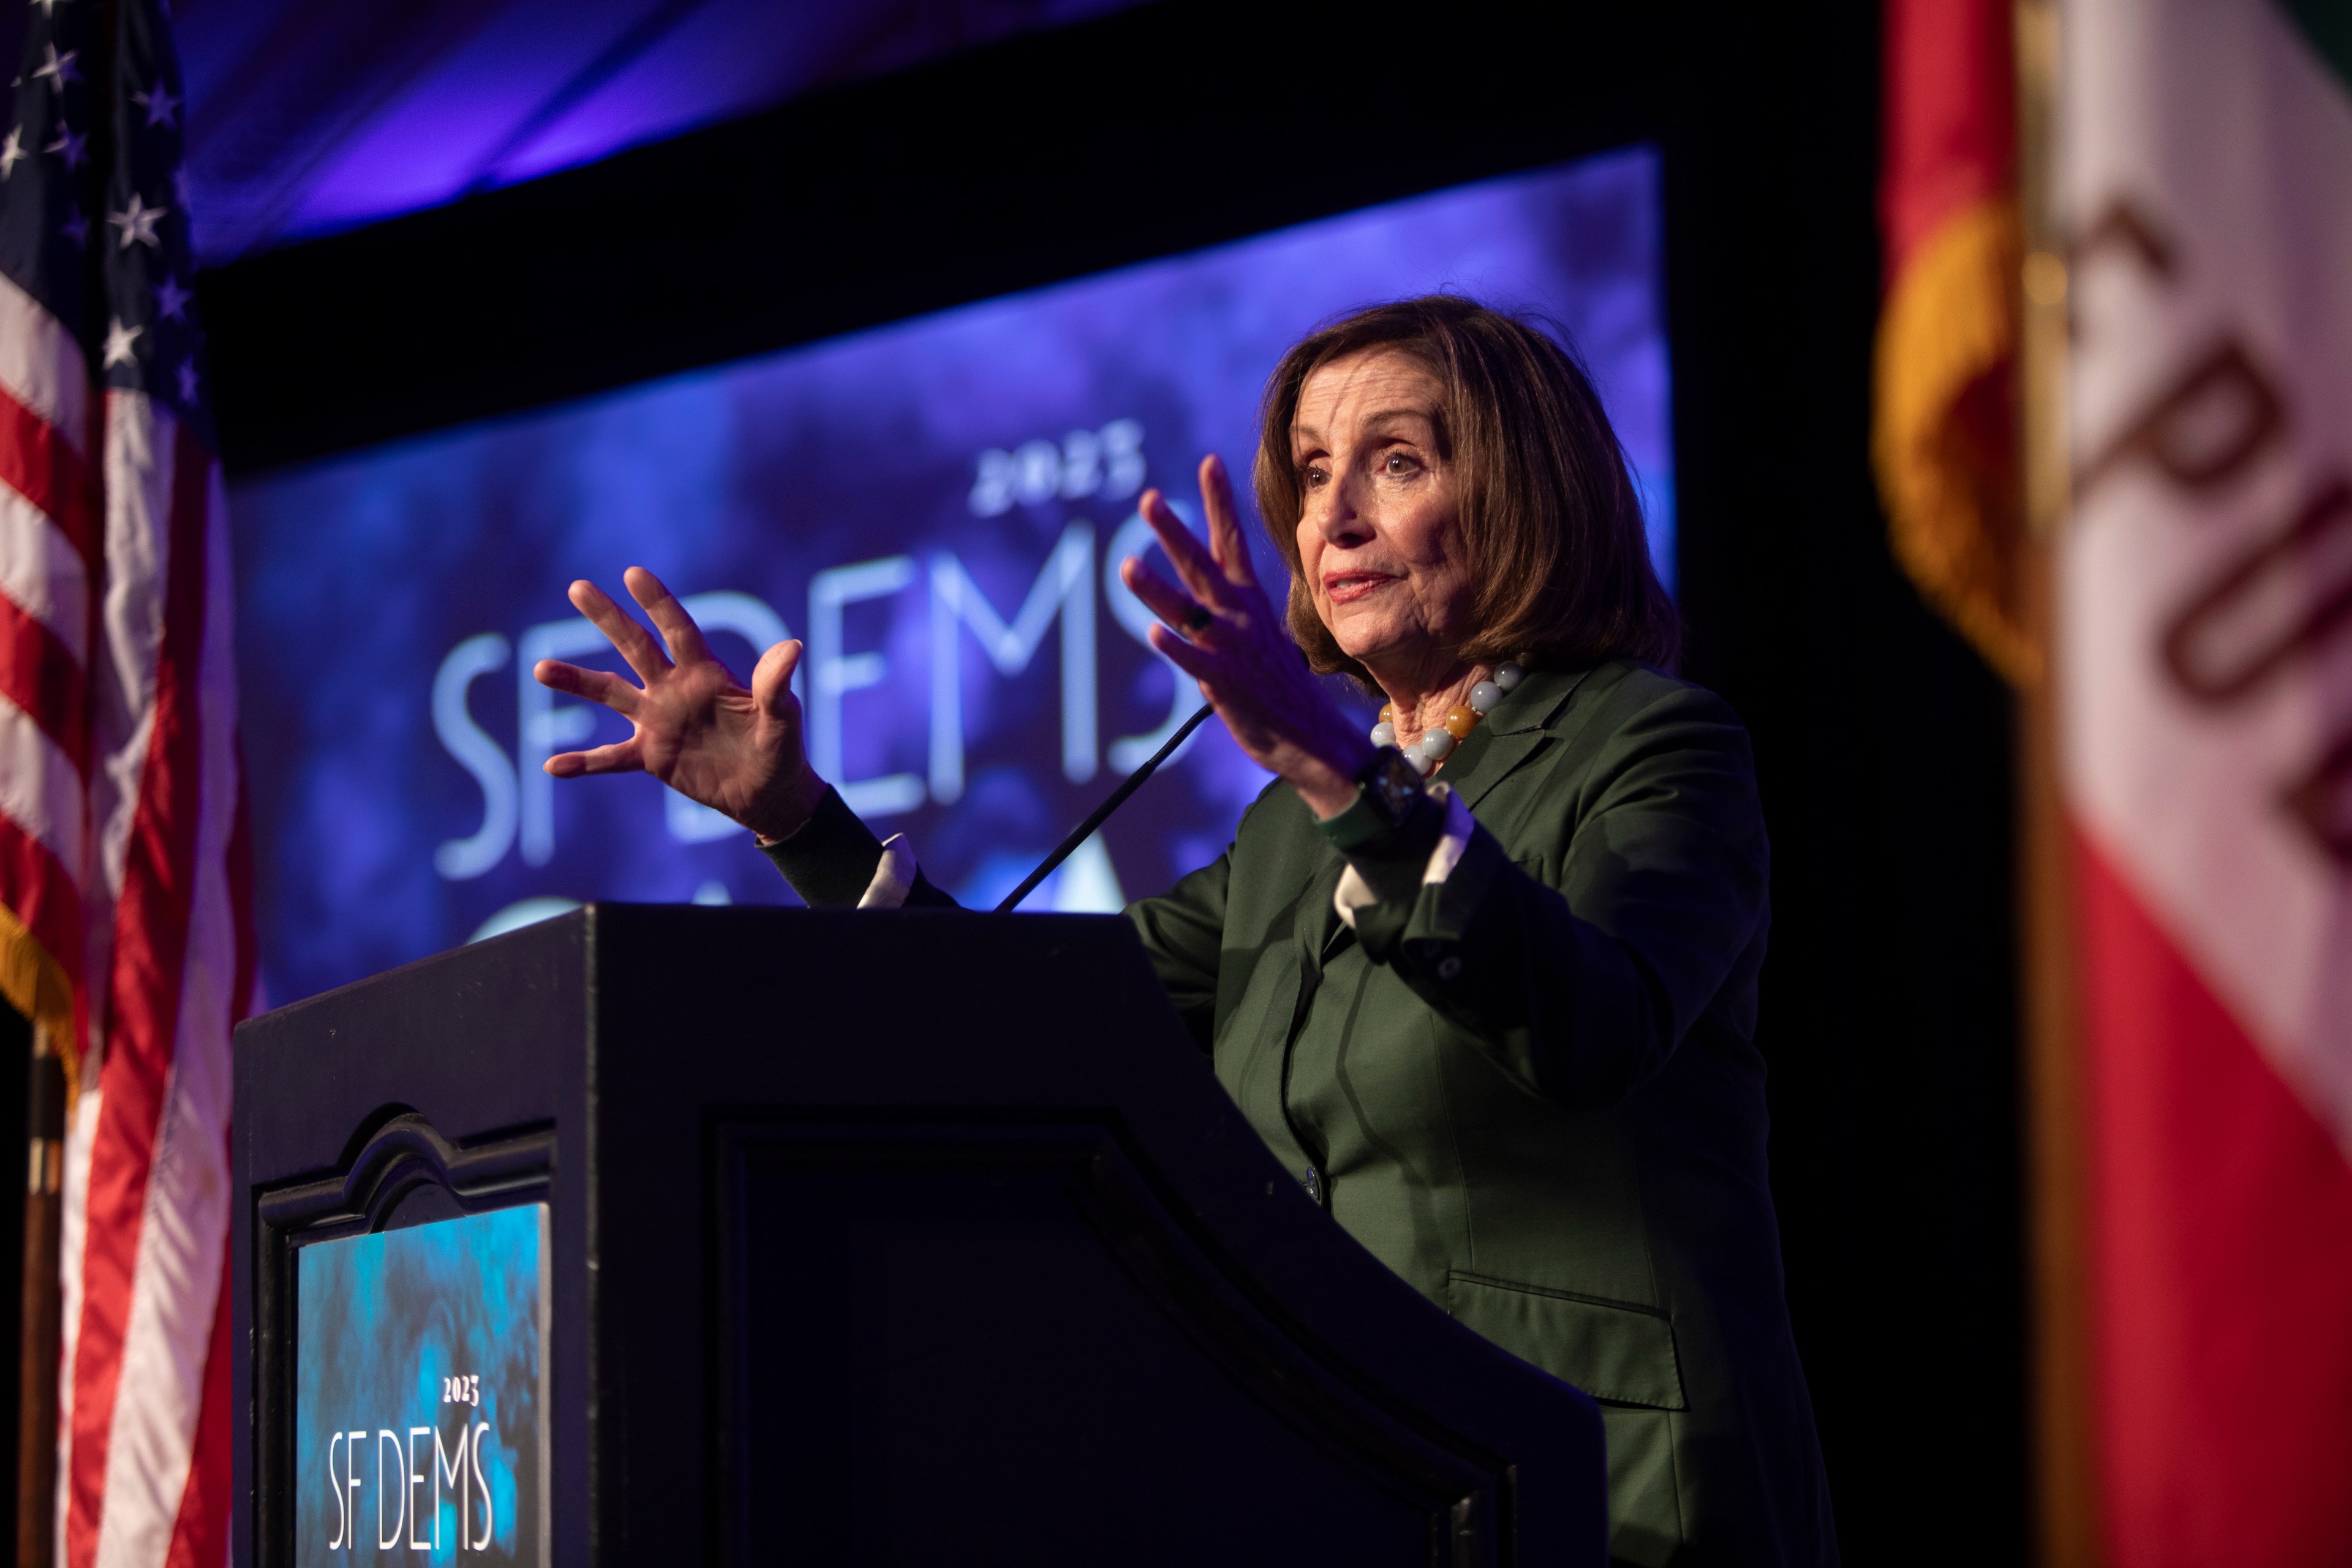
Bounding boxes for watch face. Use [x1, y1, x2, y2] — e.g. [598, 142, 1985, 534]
[1365, 750, 1420, 825]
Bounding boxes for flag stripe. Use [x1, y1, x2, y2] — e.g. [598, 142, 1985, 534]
[160, 751, 252, 1568]
[2078, 828, 2352, 1567]
[0, 271, 89, 455]
[88, 391, 179, 914]
[66, 418, 212, 1568]
[0, 383, 99, 576]
[55, 1082, 99, 1555]
[96, 1057, 226, 1568]
[159, 1239, 231, 1568]
[92, 454, 237, 1568]
[0, 695, 87, 888]
[0, 805, 84, 1008]
[0, 594, 88, 773]
[0, 483, 91, 667]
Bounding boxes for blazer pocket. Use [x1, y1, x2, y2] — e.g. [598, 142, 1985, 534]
[1446, 1270, 1688, 1411]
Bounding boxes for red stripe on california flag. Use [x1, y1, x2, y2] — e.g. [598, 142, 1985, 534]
[0, 592, 88, 771]
[64, 421, 213, 1568]
[159, 1234, 232, 1568]
[0, 382, 99, 573]
[0, 807, 85, 1011]
[2078, 829, 2352, 1568]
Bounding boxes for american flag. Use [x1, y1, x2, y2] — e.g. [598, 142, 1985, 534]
[1, 0, 254, 1561]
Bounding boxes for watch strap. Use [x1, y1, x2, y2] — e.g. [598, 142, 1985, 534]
[1321, 748, 1431, 852]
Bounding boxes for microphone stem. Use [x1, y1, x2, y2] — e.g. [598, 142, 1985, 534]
[995, 703, 1216, 914]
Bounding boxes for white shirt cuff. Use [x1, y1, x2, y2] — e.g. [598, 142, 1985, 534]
[1332, 783, 1474, 930]
[857, 834, 918, 909]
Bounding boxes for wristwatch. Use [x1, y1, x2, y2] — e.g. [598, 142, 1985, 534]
[1354, 746, 1425, 832]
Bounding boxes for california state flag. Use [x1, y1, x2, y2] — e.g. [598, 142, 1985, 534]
[2062, 2, 2352, 1562]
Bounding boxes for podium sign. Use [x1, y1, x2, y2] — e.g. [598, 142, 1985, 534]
[295, 1205, 548, 1564]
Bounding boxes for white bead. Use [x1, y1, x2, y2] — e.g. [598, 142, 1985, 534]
[1406, 747, 1436, 775]
[1493, 661, 1525, 692]
[1468, 680, 1502, 714]
[1418, 726, 1455, 761]
[1370, 721, 1396, 747]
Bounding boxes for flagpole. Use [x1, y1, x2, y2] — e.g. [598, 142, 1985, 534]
[2013, 0, 2097, 1562]
[17, 1030, 61, 1568]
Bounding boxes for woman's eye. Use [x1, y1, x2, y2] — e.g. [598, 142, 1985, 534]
[1383, 451, 1419, 476]
[1301, 464, 1329, 488]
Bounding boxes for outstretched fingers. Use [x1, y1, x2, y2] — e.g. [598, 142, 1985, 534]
[1140, 487, 1233, 611]
[750, 638, 804, 718]
[1197, 453, 1257, 587]
[1147, 620, 1221, 688]
[1120, 554, 1210, 638]
[625, 565, 714, 668]
[533, 658, 642, 716]
[570, 578, 672, 685]
[543, 735, 645, 778]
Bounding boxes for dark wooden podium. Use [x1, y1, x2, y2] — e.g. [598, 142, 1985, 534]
[232, 906, 1606, 1565]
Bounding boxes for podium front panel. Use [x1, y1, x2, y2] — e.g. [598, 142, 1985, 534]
[232, 907, 1608, 1566]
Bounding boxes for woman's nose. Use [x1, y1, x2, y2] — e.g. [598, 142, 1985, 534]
[1315, 477, 1374, 545]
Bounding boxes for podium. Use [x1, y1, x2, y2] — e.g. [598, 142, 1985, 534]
[232, 906, 1607, 1565]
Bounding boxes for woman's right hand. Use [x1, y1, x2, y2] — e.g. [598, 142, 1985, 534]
[532, 566, 826, 842]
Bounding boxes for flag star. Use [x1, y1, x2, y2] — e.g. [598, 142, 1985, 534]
[0, 129, 21, 179]
[151, 273, 191, 323]
[44, 124, 86, 172]
[132, 80, 178, 130]
[108, 192, 165, 249]
[60, 208, 87, 248]
[32, 45, 78, 92]
[101, 317, 140, 369]
[175, 360, 198, 404]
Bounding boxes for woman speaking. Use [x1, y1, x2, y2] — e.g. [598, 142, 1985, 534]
[534, 297, 1836, 1566]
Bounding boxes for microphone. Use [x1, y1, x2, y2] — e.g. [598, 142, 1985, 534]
[996, 703, 1216, 913]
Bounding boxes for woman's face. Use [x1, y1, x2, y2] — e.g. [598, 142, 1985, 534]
[1292, 349, 1474, 681]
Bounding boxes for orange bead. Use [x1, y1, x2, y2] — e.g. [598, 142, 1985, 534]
[1444, 704, 1478, 739]
[1379, 703, 1395, 725]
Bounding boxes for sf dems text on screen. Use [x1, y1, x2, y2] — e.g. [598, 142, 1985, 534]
[428, 421, 1196, 878]
[298, 1205, 548, 1565]
[320, 1418, 496, 1556]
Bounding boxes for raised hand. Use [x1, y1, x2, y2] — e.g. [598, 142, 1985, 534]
[533, 566, 826, 842]
[1120, 455, 1370, 819]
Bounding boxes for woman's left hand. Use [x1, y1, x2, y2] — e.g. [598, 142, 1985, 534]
[1121, 454, 1371, 819]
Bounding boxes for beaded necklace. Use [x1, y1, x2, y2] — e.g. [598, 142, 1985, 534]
[1368, 660, 1526, 775]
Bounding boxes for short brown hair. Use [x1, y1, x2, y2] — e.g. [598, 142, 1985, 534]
[1253, 296, 1678, 684]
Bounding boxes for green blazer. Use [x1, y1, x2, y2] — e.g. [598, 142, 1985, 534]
[1124, 660, 1834, 1568]
[765, 658, 1833, 1565]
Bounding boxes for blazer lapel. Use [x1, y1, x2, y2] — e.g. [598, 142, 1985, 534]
[1451, 665, 1596, 812]
[1457, 729, 1550, 813]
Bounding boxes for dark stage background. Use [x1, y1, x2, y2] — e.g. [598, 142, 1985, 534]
[194, 2, 2024, 1561]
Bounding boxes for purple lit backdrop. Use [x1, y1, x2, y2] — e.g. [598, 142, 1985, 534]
[231, 147, 1670, 1004]
[175, 0, 1142, 260]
